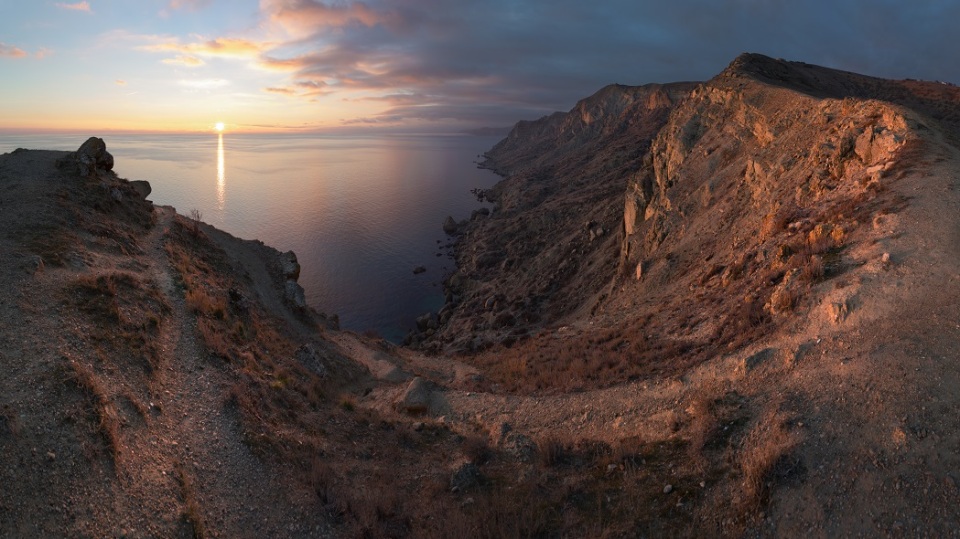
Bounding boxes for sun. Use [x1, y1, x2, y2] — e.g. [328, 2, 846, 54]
[215, 122, 225, 132]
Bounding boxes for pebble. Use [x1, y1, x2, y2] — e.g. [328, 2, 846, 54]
[663, 484, 673, 494]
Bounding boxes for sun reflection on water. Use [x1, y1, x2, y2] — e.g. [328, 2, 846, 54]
[216, 133, 225, 210]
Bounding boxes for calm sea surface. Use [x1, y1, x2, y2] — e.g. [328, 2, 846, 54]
[1, 133, 501, 341]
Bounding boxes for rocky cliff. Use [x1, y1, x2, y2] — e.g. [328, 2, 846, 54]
[412, 53, 960, 534]
[421, 81, 697, 353]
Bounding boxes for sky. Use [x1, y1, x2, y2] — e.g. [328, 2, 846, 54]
[1, 0, 959, 134]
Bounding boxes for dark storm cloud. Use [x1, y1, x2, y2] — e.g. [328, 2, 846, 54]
[260, 0, 960, 127]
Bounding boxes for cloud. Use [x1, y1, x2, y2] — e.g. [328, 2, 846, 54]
[246, 0, 960, 129]
[115, 79, 127, 86]
[264, 86, 296, 95]
[0, 43, 27, 58]
[146, 37, 271, 60]
[167, 0, 213, 10]
[35, 48, 52, 59]
[55, 1, 92, 12]
[162, 55, 205, 67]
[178, 78, 230, 89]
[261, 0, 390, 37]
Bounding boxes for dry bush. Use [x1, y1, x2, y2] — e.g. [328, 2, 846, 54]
[538, 435, 572, 468]
[799, 254, 825, 283]
[189, 208, 203, 237]
[310, 456, 336, 505]
[185, 287, 226, 319]
[734, 410, 801, 511]
[174, 462, 206, 539]
[62, 358, 122, 461]
[462, 435, 492, 465]
[19, 223, 76, 266]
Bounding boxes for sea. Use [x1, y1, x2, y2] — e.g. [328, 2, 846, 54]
[0, 133, 503, 342]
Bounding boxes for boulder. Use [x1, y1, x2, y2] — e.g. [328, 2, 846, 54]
[284, 280, 306, 310]
[416, 312, 438, 332]
[57, 137, 115, 177]
[398, 377, 431, 414]
[294, 344, 327, 377]
[442, 215, 459, 235]
[501, 432, 537, 463]
[129, 180, 152, 200]
[279, 251, 301, 281]
[449, 462, 481, 493]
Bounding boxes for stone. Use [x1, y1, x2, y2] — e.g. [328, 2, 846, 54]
[398, 377, 431, 414]
[489, 422, 512, 446]
[284, 280, 306, 310]
[881, 252, 892, 270]
[228, 287, 249, 312]
[129, 180, 152, 200]
[742, 348, 776, 372]
[416, 312, 438, 332]
[635, 261, 643, 281]
[442, 215, 459, 235]
[501, 432, 536, 463]
[279, 251, 301, 281]
[57, 137, 115, 177]
[449, 462, 481, 493]
[413, 266, 426, 275]
[663, 484, 673, 494]
[294, 344, 327, 377]
[828, 300, 849, 325]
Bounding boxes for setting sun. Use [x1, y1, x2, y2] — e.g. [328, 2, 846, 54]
[215, 122, 225, 132]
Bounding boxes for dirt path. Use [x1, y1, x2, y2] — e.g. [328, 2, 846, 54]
[110, 206, 326, 537]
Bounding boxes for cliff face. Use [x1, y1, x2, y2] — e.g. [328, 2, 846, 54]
[420, 81, 698, 353]
[485, 83, 696, 179]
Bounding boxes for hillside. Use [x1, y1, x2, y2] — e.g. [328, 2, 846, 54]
[420, 82, 697, 353]
[6, 52, 960, 537]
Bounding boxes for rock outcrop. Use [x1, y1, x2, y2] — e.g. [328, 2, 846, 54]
[56, 136, 114, 177]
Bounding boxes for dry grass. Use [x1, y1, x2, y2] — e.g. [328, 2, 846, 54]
[174, 462, 206, 539]
[69, 273, 169, 375]
[61, 358, 122, 462]
[734, 410, 801, 511]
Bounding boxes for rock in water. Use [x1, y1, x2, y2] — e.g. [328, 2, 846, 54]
[443, 215, 459, 235]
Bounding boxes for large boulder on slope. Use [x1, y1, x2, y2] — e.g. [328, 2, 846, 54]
[57, 137, 115, 177]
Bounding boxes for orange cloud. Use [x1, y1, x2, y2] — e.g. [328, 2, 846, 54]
[264, 86, 296, 95]
[262, 0, 390, 36]
[55, 1, 92, 12]
[146, 37, 270, 59]
[162, 55, 205, 67]
[115, 79, 127, 85]
[0, 43, 27, 58]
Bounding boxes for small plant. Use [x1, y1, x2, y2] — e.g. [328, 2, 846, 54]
[189, 208, 203, 236]
[339, 395, 356, 411]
